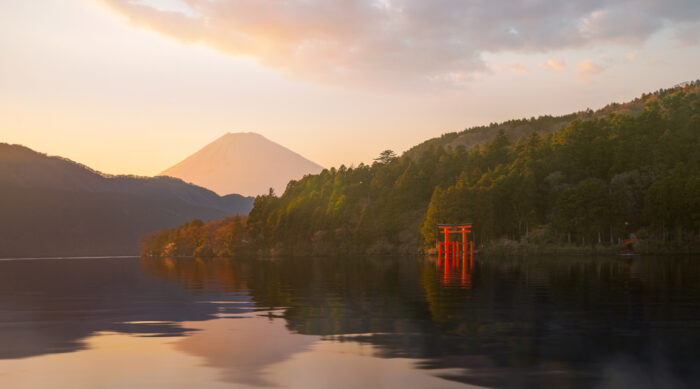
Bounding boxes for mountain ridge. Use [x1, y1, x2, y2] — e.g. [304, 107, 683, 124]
[405, 82, 700, 160]
[0, 143, 254, 257]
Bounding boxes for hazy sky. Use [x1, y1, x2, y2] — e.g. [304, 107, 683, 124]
[1, 0, 699, 176]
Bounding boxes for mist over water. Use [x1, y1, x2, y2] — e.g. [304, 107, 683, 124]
[0, 255, 699, 388]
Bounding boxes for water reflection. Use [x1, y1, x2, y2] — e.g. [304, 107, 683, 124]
[140, 255, 700, 388]
[1, 255, 699, 388]
[0, 258, 245, 360]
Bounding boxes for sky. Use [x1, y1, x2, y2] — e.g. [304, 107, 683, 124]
[0, 0, 699, 176]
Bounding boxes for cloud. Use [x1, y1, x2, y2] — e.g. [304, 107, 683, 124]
[97, 0, 700, 87]
[674, 22, 700, 46]
[538, 59, 569, 71]
[494, 63, 531, 74]
[576, 59, 604, 77]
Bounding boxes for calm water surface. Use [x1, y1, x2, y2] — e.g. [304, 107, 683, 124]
[1, 255, 699, 388]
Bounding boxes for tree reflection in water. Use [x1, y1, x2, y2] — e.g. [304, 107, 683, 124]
[141, 255, 700, 389]
[1, 256, 699, 388]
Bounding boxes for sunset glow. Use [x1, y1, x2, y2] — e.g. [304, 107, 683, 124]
[1, 0, 699, 175]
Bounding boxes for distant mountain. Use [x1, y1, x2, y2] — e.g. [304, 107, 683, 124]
[0, 143, 254, 257]
[160, 132, 324, 196]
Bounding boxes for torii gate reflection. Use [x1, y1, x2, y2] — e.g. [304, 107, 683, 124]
[436, 223, 475, 288]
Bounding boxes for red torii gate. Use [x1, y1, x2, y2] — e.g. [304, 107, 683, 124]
[437, 223, 474, 257]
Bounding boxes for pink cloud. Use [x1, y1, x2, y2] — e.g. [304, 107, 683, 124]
[96, 0, 700, 87]
[538, 59, 569, 71]
[576, 59, 604, 78]
[494, 63, 531, 74]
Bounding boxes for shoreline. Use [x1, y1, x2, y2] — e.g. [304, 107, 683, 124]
[0, 255, 140, 261]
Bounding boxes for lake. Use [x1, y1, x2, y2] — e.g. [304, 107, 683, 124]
[0, 255, 699, 388]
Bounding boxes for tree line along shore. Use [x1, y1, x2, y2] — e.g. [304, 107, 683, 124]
[142, 82, 700, 257]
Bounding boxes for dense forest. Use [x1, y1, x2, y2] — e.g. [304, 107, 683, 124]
[142, 82, 700, 257]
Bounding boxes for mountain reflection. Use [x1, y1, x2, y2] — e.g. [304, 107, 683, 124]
[0, 258, 251, 359]
[2, 256, 700, 388]
[175, 314, 320, 386]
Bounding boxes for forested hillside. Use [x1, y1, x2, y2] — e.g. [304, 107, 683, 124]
[142, 82, 700, 257]
[0, 144, 254, 257]
[404, 82, 684, 160]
